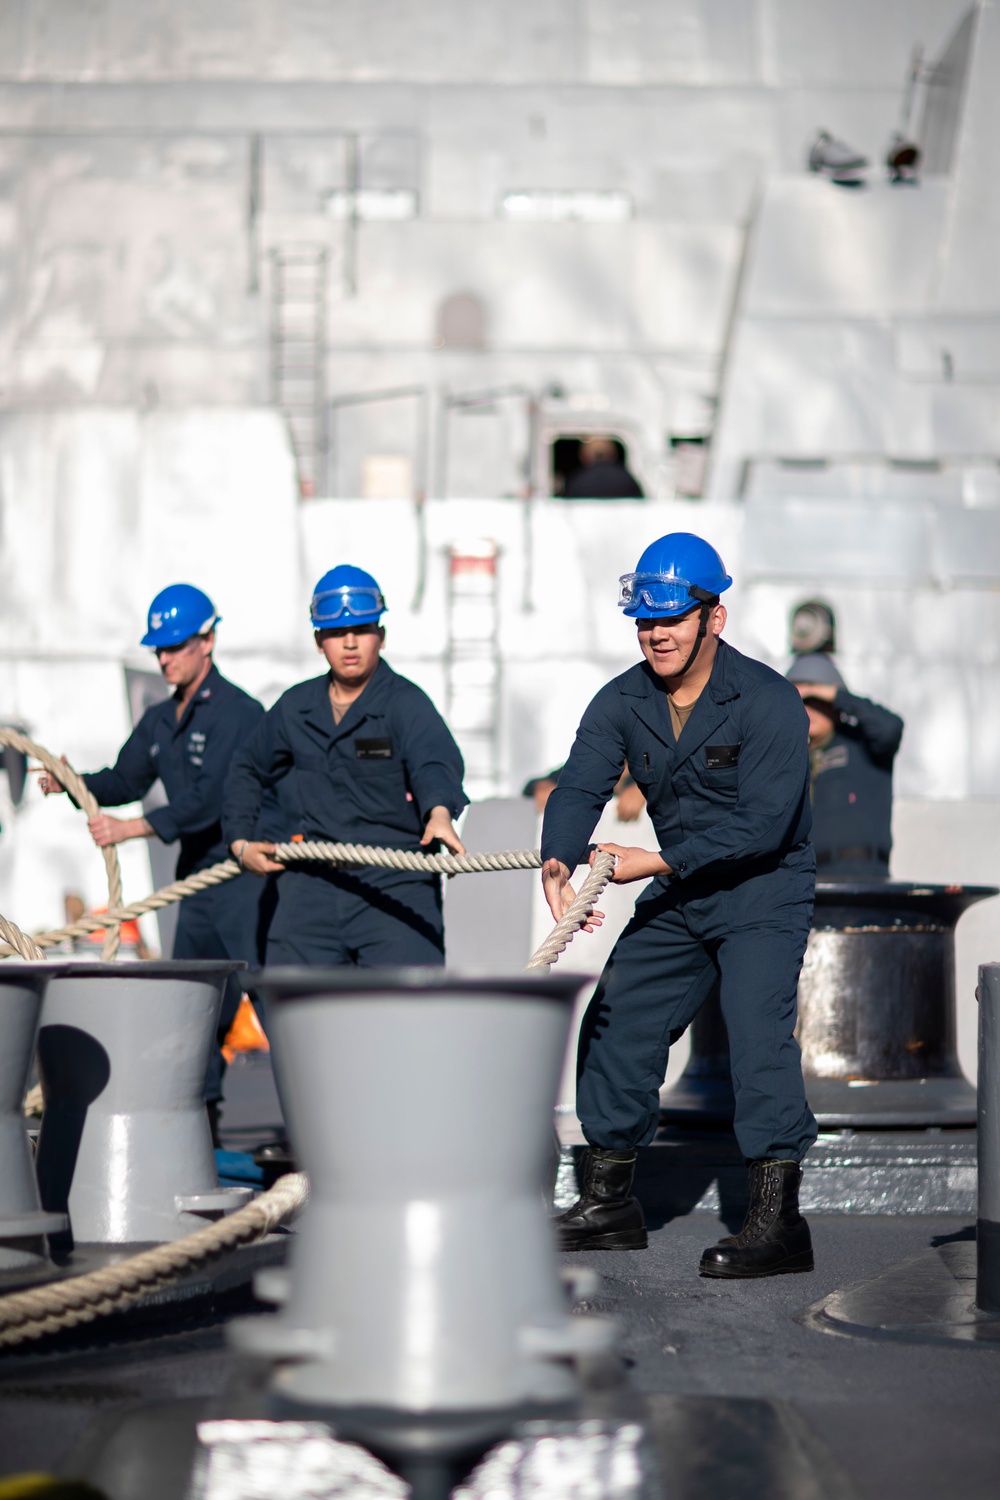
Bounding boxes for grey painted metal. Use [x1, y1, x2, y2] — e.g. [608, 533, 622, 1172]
[977, 963, 1000, 1313]
[661, 882, 996, 1129]
[123, 666, 179, 960]
[444, 798, 537, 972]
[0, 963, 67, 1270]
[231, 967, 616, 1424]
[35, 962, 252, 1246]
[631, 1132, 977, 1217]
[804, 1237, 1000, 1346]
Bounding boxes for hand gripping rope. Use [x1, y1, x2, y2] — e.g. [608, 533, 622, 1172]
[0, 731, 616, 1344]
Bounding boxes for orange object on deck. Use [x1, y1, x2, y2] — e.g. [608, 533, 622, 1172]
[84, 918, 143, 942]
[222, 994, 270, 1061]
[85, 911, 146, 952]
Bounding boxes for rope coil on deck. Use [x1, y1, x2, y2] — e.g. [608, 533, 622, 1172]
[0, 1172, 308, 1347]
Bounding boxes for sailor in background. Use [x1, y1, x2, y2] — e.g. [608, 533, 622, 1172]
[786, 653, 904, 880]
[39, 584, 271, 1132]
[541, 533, 818, 1278]
[562, 436, 645, 500]
[224, 565, 468, 972]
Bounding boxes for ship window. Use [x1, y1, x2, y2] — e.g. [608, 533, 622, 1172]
[550, 435, 630, 497]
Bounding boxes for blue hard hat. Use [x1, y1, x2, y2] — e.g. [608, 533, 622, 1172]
[141, 584, 220, 648]
[310, 565, 387, 628]
[618, 533, 732, 620]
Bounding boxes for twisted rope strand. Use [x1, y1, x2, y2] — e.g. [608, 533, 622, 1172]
[2, 842, 617, 964]
[8, 859, 245, 951]
[0, 913, 44, 962]
[0, 856, 616, 1342]
[2, 843, 546, 952]
[0, 731, 619, 1346]
[0, 728, 122, 960]
[0, 1173, 308, 1347]
[524, 851, 616, 970]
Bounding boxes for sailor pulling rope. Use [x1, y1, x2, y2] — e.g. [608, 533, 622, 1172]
[0, 734, 613, 1344]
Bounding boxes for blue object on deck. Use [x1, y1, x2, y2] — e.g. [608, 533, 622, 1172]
[215, 1149, 266, 1187]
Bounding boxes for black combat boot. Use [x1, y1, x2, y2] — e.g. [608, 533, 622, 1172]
[700, 1159, 813, 1278]
[555, 1148, 648, 1251]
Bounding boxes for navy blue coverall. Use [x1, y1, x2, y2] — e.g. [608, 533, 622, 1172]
[541, 640, 818, 1164]
[222, 659, 468, 970]
[809, 690, 904, 878]
[82, 664, 269, 1101]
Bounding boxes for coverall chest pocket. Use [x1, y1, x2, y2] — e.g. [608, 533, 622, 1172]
[354, 735, 395, 769]
[349, 737, 405, 817]
[696, 743, 741, 800]
[626, 742, 660, 795]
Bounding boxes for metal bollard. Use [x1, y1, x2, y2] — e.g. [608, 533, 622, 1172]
[978, 964, 1000, 1314]
[35, 961, 252, 1245]
[230, 968, 617, 1475]
[662, 881, 996, 1129]
[0, 963, 67, 1270]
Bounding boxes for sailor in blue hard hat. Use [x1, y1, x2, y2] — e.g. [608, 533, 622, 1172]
[40, 583, 273, 1134]
[140, 583, 220, 650]
[540, 532, 819, 1278]
[224, 563, 468, 977]
[307, 564, 388, 631]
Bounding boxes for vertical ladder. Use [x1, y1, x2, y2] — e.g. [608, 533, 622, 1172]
[271, 245, 327, 496]
[445, 541, 502, 799]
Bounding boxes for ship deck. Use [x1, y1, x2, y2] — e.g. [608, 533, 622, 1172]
[0, 1054, 997, 1500]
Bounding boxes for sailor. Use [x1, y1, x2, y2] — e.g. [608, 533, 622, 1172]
[223, 565, 468, 971]
[563, 436, 645, 499]
[542, 533, 818, 1277]
[786, 653, 904, 880]
[39, 585, 270, 1125]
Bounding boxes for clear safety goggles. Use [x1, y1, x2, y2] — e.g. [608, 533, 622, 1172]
[311, 585, 386, 624]
[618, 571, 701, 614]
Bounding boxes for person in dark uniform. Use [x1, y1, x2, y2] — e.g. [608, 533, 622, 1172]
[786, 653, 904, 880]
[563, 437, 644, 499]
[542, 533, 817, 1278]
[39, 584, 271, 1127]
[223, 565, 468, 972]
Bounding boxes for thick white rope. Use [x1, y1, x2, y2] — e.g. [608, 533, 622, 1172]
[0, 728, 123, 960]
[1, 841, 604, 954]
[524, 851, 615, 970]
[0, 731, 617, 1345]
[0, 913, 44, 962]
[0, 1172, 308, 1348]
[0, 855, 615, 1346]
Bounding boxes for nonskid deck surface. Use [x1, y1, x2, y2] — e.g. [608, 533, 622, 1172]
[1, 1061, 998, 1500]
[0, 1214, 996, 1499]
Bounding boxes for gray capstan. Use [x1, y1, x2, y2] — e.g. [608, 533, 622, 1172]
[34, 962, 252, 1246]
[0, 963, 67, 1270]
[662, 882, 994, 1132]
[230, 969, 617, 1425]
